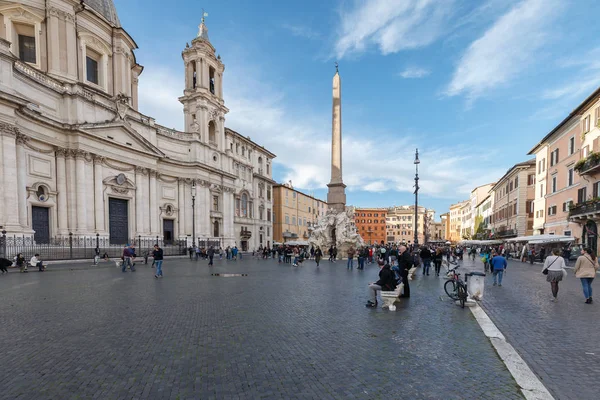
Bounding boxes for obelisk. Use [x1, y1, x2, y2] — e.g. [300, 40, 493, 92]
[327, 64, 347, 213]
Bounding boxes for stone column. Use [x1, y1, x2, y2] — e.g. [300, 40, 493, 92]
[55, 148, 69, 235]
[0, 123, 19, 231]
[47, 8, 61, 76]
[223, 189, 235, 245]
[149, 170, 159, 235]
[178, 178, 186, 237]
[66, 150, 77, 232]
[0, 127, 4, 227]
[204, 186, 212, 239]
[65, 13, 77, 79]
[93, 156, 105, 232]
[135, 167, 144, 236]
[16, 133, 29, 229]
[75, 150, 88, 233]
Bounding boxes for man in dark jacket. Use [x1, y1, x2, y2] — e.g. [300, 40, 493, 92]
[398, 245, 412, 298]
[152, 244, 163, 278]
[207, 246, 215, 266]
[420, 246, 432, 276]
[366, 262, 397, 308]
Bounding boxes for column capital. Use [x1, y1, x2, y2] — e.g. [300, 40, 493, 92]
[134, 166, 146, 174]
[0, 122, 18, 137]
[15, 132, 30, 146]
[148, 169, 158, 178]
[55, 147, 68, 157]
[92, 154, 105, 164]
[73, 149, 88, 159]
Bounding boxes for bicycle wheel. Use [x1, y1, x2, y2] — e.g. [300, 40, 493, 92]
[444, 280, 459, 300]
[457, 283, 467, 308]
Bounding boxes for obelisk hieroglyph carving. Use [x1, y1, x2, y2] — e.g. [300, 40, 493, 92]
[327, 63, 347, 213]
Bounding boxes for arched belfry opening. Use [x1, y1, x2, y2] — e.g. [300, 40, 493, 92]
[208, 120, 216, 144]
[209, 66, 216, 94]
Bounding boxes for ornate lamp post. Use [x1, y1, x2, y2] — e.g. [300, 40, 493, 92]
[191, 180, 197, 247]
[414, 149, 420, 248]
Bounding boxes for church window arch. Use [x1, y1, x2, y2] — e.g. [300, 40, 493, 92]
[241, 193, 248, 217]
[208, 121, 216, 144]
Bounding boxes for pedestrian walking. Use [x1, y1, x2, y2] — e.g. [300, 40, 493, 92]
[153, 244, 164, 278]
[574, 247, 599, 304]
[433, 248, 443, 276]
[491, 251, 507, 286]
[542, 248, 566, 301]
[347, 247, 355, 270]
[208, 246, 215, 266]
[420, 246, 432, 276]
[121, 244, 136, 272]
[314, 246, 322, 267]
[94, 246, 100, 265]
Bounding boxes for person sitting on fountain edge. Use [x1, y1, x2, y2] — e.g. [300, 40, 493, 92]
[366, 260, 397, 308]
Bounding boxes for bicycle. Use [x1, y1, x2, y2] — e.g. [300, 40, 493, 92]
[444, 265, 468, 308]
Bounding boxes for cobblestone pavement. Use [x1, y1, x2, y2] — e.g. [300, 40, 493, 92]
[459, 256, 600, 400]
[0, 257, 522, 399]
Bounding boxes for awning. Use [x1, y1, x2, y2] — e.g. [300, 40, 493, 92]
[505, 234, 574, 243]
[458, 240, 503, 245]
[529, 237, 575, 245]
[285, 240, 309, 246]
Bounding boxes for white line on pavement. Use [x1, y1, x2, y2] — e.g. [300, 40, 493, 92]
[6, 281, 39, 291]
[470, 304, 555, 400]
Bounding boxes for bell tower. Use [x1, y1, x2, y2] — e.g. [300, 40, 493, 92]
[179, 15, 228, 147]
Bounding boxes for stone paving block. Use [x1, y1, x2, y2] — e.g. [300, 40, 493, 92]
[0, 257, 522, 398]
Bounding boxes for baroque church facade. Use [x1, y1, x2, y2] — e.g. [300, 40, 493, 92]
[0, 0, 276, 250]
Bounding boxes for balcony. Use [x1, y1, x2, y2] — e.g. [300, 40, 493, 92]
[495, 229, 516, 238]
[574, 152, 600, 176]
[569, 200, 600, 221]
[240, 228, 252, 239]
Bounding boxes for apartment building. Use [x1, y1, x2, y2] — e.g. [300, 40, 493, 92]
[384, 206, 433, 245]
[440, 212, 450, 241]
[528, 108, 582, 239]
[474, 194, 494, 238]
[463, 183, 495, 237]
[449, 200, 469, 242]
[273, 183, 327, 244]
[528, 86, 600, 252]
[353, 208, 387, 244]
[489, 160, 536, 238]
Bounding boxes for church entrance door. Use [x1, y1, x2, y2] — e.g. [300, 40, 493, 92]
[109, 198, 129, 244]
[32, 206, 50, 244]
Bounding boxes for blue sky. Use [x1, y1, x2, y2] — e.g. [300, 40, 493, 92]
[114, 0, 600, 220]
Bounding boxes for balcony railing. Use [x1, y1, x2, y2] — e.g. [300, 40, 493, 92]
[240, 229, 252, 239]
[495, 229, 516, 238]
[569, 200, 600, 219]
[574, 153, 600, 175]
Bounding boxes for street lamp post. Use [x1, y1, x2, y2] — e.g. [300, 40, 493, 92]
[191, 180, 197, 247]
[414, 149, 420, 248]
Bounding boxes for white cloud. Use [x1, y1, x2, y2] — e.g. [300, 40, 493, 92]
[137, 62, 505, 200]
[334, 0, 456, 58]
[281, 23, 320, 40]
[446, 0, 560, 101]
[137, 66, 185, 130]
[541, 76, 600, 101]
[399, 67, 431, 79]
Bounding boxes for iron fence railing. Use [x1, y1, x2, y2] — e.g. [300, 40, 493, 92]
[569, 201, 600, 218]
[0, 232, 187, 261]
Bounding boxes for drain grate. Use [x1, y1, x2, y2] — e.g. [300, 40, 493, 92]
[211, 273, 248, 277]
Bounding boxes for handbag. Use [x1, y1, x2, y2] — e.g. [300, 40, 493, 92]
[542, 257, 558, 275]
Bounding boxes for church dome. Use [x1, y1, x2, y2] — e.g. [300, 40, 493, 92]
[82, 0, 121, 27]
